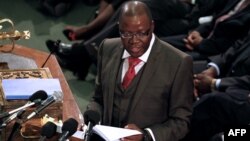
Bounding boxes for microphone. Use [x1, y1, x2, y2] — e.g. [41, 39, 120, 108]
[0, 90, 47, 128]
[58, 118, 78, 141]
[26, 91, 63, 120]
[4, 91, 48, 141]
[0, 110, 25, 129]
[0, 90, 48, 119]
[83, 110, 100, 141]
[39, 121, 57, 141]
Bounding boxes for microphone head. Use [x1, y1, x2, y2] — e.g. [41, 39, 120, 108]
[41, 121, 57, 138]
[52, 91, 63, 102]
[83, 110, 100, 125]
[61, 118, 78, 137]
[29, 90, 48, 102]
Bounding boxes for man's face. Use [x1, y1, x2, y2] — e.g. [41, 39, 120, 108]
[119, 15, 154, 58]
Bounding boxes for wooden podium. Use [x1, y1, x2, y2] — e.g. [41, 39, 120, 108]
[0, 44, 82, 140]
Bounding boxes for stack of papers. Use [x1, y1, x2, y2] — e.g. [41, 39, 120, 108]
[72, 125, 142, 141]
[93, 125, 142, 141]
[2, 78, 62, 100]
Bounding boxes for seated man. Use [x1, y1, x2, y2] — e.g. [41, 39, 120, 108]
[162, 0, 250, 60]
[186, 30, 250, 141]
[185, 80, 250, 141]
[194, 29, 250, 95]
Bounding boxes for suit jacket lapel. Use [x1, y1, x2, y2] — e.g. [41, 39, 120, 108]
[106, 44, 123, 124]
[229, 3, 250, 19]
[218, 0, 239, 16]
[127, 38, 162, 119]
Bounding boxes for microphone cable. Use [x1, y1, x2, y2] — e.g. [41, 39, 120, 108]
[41, 40, 61, 68]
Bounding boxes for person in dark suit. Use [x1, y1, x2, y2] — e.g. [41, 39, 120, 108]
[184, 82, 250, 141]
[185, 30, 250, 141]
[85, 1, 193, 141]
[162, 0, 250, 60]
[194, 29, 250, 94]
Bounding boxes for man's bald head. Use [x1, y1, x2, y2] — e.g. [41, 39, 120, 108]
[119, 1, 152, 24]
[118, 1, 154, 58]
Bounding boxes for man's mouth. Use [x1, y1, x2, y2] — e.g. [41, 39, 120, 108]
[131, 46, 141, 53]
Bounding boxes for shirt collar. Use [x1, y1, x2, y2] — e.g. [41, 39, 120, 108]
[122, 34, 155, 63]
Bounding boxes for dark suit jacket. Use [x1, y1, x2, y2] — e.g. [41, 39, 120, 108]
[209, 31, 250, 91]
[87, 37, 193, 141]
[196, 0, 250, 55]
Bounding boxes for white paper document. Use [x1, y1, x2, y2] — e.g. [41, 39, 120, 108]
[2, 78, 62, 99]
[93, 125, 142, 141]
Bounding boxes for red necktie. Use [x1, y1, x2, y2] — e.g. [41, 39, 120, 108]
[122, 57, 141, 89]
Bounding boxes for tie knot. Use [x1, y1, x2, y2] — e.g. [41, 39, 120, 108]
[128, 57, 141, 67]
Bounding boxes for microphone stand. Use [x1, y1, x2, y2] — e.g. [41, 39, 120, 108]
[41, 40, 61, 68]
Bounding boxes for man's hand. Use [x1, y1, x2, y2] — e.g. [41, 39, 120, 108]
[194, 73, 213, 94]
[201, 67, 217, 77]
[121, 124, 144, 141]
[183, 31, 203, 50]
[64, 25, 89, 40]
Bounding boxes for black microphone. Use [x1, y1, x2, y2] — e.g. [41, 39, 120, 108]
[29, 90, 48, 102]
[26, 91, 63, 120]
[39, 121, 57, 141]
[0, 90, 48, 119]
[83, 110, 100, 141]
[58, 118, 78, 141]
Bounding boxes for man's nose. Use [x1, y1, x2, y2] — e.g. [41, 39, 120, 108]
[129, 35, 140, 43]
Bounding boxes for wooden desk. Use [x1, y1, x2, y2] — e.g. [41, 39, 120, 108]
[0, 44, 82, 140]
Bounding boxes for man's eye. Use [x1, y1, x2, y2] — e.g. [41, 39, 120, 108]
[137, 32, 146, 37]
[124, 33, 132, 37]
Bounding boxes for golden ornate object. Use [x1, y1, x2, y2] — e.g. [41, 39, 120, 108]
[0, 18, 30, 52]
